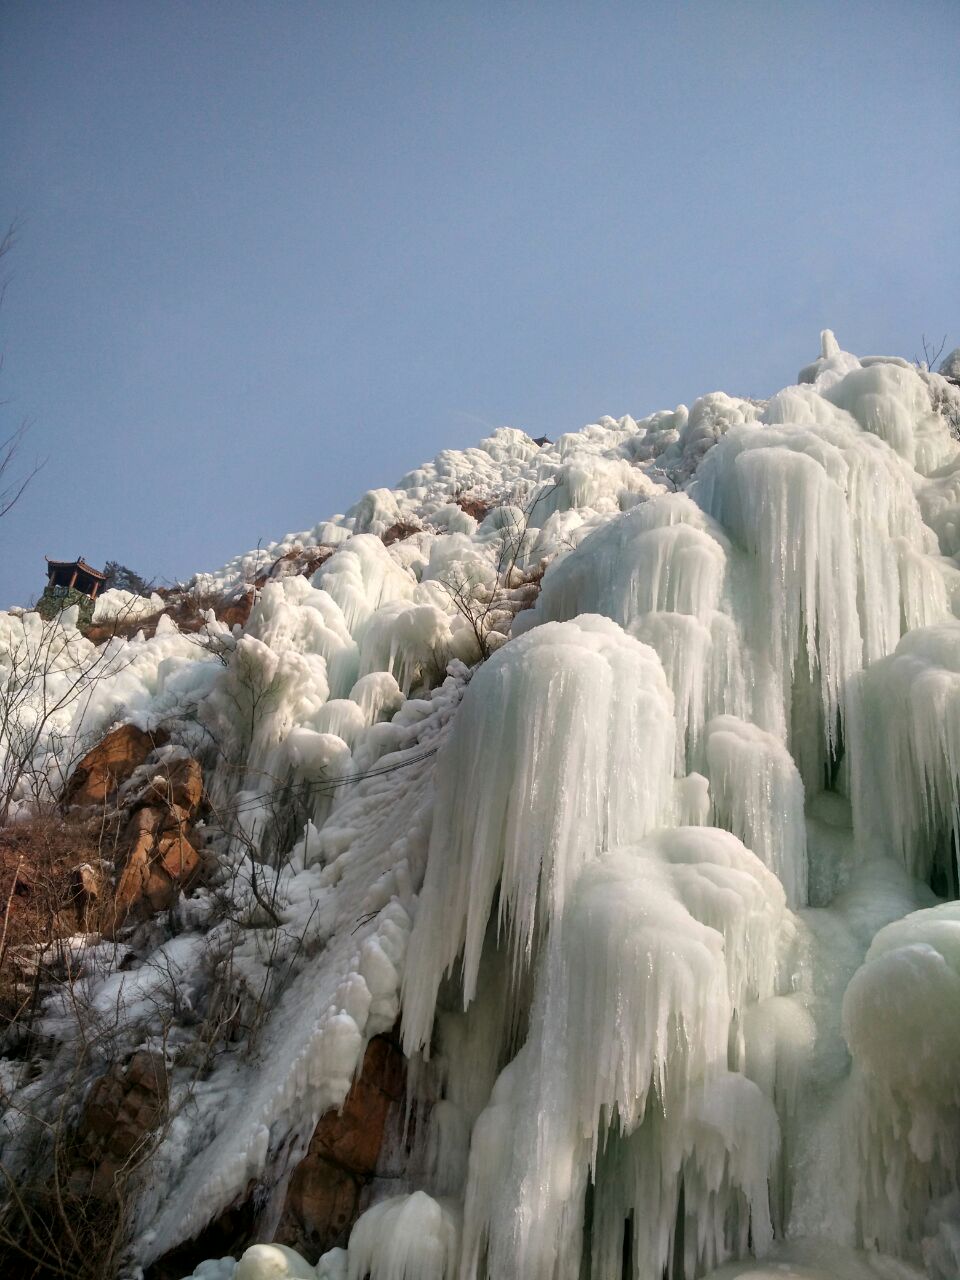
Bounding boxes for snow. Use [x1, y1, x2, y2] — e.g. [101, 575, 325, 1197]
[91, 587, 166, 622]
[4, 331, 960, 1279]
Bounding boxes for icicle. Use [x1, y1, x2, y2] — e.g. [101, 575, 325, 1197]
[850, 622, 960, 886]
[842, 903, 960, 1256]
[401, 615, 675, 1056]
[705, 716, 808, 908]
[345, 1192, 460, 1280]
[527, 493, 731, 630]
[469, 830, 785, 1280]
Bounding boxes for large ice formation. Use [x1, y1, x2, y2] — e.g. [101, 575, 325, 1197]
[3, 331, 960, 1279]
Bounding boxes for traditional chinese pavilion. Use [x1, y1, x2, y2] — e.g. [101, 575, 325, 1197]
[44, 556, 107, 600]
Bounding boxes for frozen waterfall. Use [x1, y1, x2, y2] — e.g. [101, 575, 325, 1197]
[5, 333, 960, 1280]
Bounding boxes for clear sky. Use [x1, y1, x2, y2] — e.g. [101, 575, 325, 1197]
[1, 1, 957, 608]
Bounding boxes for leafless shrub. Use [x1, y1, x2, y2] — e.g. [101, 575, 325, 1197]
[437, 482, 558, 659]
[916, 333, 948, 373]
[0, 590, 165, 825]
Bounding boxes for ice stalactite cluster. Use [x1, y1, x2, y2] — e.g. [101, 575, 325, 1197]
[450, 831, 786, 1280]
[5, 333, 960, 1280]
[401, 615, 677, 1050]
[367, 333, 960, 1280]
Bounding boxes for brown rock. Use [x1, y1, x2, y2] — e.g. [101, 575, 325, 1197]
[310, 1073, 394, 1174]
[309, 1037, 405, 1173]
[80, 1051, 168, 1194]
[139, 756, 204, 816]
[273, 1034, 406, 1257]
[281, 1157, 360, 1251]
[64, 725, 165, 808]
[214, 589, 254, 630]
[380, 521, 421, 546]
[113, 805, 200, 924]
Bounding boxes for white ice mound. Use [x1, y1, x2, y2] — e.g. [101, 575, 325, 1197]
[553, 831, 786, 1138]
[527, 492, 730, 628]
[843, 901, 960, 1108]
[796, 327, 863, 389]
[91, 587, 166, 622]
[824, 360, 944, 468]
[178, 1258, 238, 1280]
[235, 1243, 317, 1278]
[345, 1191, 460, 1280]
[462, 829, 786, 1280]
[400, 615, 675, 1054]
[842, 903, 960, 1257]
[851, 622, 960, 884]
[705, 715, 807, 907]
[315, 534, 416, 634]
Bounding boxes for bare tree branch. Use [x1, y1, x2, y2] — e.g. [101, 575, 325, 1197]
[0, 224, 45, 518]
[916, 333, 948, 373]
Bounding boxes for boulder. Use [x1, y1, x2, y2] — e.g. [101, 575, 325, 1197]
[79, 1050, 168, 1195]
[137, 756, 204, 816]
[64, 725, 165, 808]
[113, 805, 200, 924]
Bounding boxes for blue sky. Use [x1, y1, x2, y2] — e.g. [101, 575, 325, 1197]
[1, 1, 958, 608]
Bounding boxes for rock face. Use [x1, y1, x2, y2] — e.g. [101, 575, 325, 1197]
[113, 804, 201, 925]
[145, 1034, 405, 1277]
[137, 756, 204, 815]
[63, 728, 207, 929]
[64, 725, 165, 808]
[78, 1051, 169, 1196]
[275, 1034, 406, 1258]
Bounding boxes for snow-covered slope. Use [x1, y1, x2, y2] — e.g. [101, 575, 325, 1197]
[3, 333, 960, 1280]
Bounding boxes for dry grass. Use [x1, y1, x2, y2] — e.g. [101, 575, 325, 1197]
[0, 815, 121, 1040]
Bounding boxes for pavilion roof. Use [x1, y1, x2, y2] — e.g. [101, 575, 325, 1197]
[45, 556, 107, 580]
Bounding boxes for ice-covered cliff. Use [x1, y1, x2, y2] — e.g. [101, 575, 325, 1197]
[3, 333, 960, 1280]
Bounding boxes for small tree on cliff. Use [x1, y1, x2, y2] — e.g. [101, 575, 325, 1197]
[102, 562, 150, 596]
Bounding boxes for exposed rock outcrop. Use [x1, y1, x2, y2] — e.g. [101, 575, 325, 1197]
[76, 1050, 169, 1196]
[275, 1034, 406, 1258]
[144, 1033, 406, 1278]
[63, 725, 166, 808]
[63, 731, 207, 929]
[112, 803, 201, 925]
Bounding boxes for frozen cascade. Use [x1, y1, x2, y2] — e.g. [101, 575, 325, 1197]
[851, 622, 960, 888]
[400, 614, 677, 1055]
[459, 831, 786, 1280]
[525, 493, 731, 630]
[842, 902, 960, 1258]
[705, 716, 808, 908]
[5, 334, 960, 1280]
